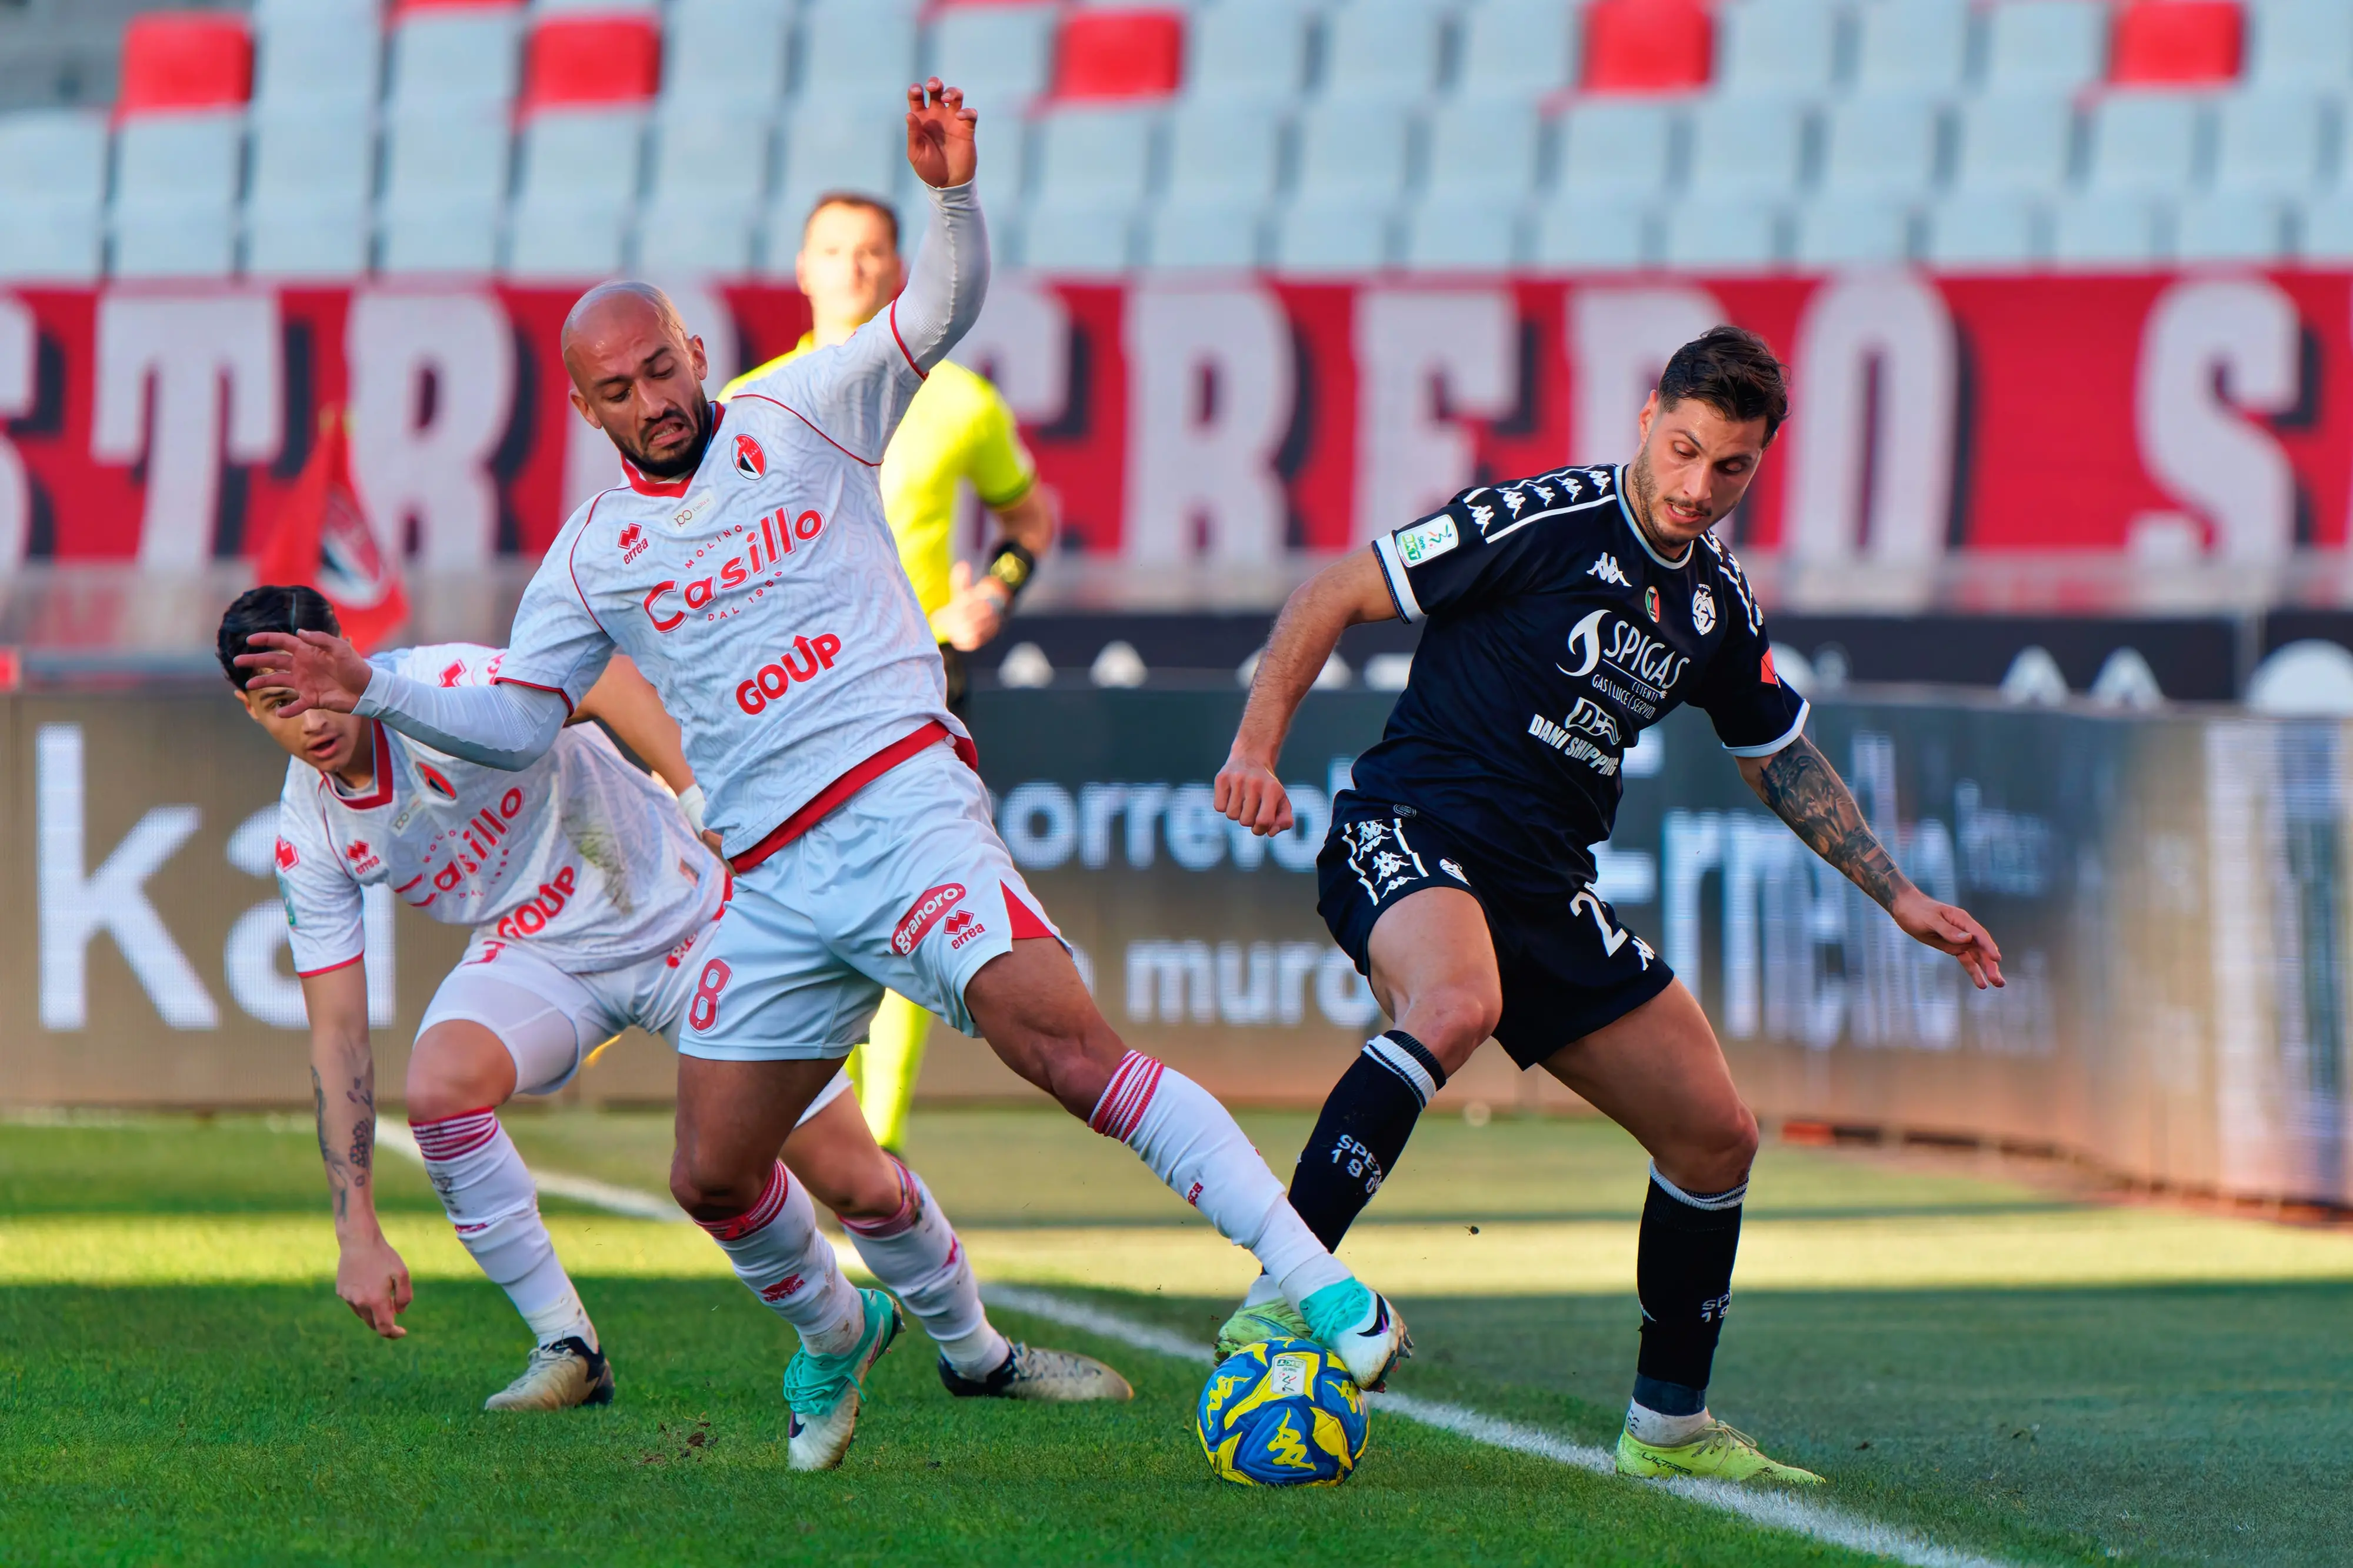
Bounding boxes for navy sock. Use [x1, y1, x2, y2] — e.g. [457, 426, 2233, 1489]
[1632, 1165, 1746, 1416]
[1285, 1030, 1446, 1252]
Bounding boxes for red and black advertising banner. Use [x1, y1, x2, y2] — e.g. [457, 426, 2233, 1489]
[0, 271, 2346, 588]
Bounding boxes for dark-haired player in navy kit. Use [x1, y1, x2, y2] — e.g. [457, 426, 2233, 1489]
[1214, 326, 2005, 1486]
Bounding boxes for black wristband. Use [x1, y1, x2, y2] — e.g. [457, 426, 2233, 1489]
[985, 540, 1036, 603]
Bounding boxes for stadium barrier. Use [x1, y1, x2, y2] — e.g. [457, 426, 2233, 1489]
[5, 683, 2348, 1207]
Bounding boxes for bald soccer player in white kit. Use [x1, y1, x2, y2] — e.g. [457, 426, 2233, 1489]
[241, 81, 1409, 1473]
[223, 586, 1129, 1425]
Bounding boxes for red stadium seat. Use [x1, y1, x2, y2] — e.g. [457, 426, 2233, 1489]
[1055, 9, 1186, 101]
[521, 14, 662, 112]
[2110, 1, 2243, 86]
[116, 12, 252, 116]
[1582, 0, 1714, 95]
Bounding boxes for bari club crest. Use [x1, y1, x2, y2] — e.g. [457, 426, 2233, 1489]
[417, 762, 459, 801]
[732, 434, 767, 480]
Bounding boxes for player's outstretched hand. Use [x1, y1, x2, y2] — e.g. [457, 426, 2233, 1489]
[932, 560, 1009, 652]
[1215, 754, 1294, 838]
[1890, 887, 2004, 990]
[236, 629, 372, 717]
[906, 78, 978, 189]
[337, 1234, 414, 1340]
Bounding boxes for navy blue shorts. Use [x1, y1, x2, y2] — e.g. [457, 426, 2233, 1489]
[1315, 794, 1675, 1071]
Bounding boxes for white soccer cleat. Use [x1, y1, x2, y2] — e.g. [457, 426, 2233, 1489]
[482, 1336, 615, 1412]
[1302, 1282, 1414, 1392]
[783, 1287, 904, 1472]
[938, 1343, 1134, 1403]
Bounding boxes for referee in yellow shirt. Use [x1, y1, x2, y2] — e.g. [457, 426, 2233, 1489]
[724, 191, 1058, 1155]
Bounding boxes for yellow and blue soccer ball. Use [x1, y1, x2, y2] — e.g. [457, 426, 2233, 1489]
[1197, 1337, 1369, 1487]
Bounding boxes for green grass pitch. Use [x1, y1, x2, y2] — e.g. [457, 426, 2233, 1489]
[4, 1104, 2349, 1565]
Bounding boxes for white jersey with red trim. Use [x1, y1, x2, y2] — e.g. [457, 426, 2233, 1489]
[492, 182, 984, 859]
[273, 642, 719, 978]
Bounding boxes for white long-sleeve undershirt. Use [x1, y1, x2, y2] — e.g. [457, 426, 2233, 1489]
[354, 666, 567, 772]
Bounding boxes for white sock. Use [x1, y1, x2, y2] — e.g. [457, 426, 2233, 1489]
[411, 1108, 595, 1350]
[840, 1158, 1008, 1379]
[1090, 1052, 1352, 1305]
[695, 1160, 864, 1357]
[1241, 1273, 1284, 1309]
[1626, 1400, 1714, 1447]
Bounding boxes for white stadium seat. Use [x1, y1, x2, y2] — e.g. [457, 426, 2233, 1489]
[762, 101, 909, 274]
[796, 0, 920, 101]
[1024, 108, 1159, 274]
[1685, 96, 1810, 196]
[1183, 4, 1312, 104]
[506, 110, 648, 279]
[1979, 0, 2109, 92]
[1456, 0, 1581, 97]
[2174, 192, 2290, 263]
[245, 108, 374, 278]
[1292, 95, 1415, 205]
[1556, 101, 1681, 201]
[2049, 192, 2165, 268]
[2084, 94, 2207, 196]
[1321, 0, 1449, 100]
[2246, 0, 2353, 88]
[0, 109, 109, 281]
[1953, 94, 2077, 195]
[379, 108, 512, 274]
[664, 0, 792, 114]
[1854, 0, 1973, 93]
[1271, 201, 1393, 273]
[2302, 197, 2353, 261]
[926, 1, 1059, 119]
[1661, 202, 1783, 272]
[1399, 196, 1523, 270]
[386, 5, 522, 115]
[1792, 195, 1914, 266]
[1141, 199, 1266, 269]
[1922, 192, 2043, 268]
[2211, 91, 2333, 195]
[1531, 195, 1655, 271]
[1016, 206, 1136, 273]
[112, 111, 243, 278]
[251, 5, 381, 119]
[1164, 98, 1285, 205]
[1819, 94, 1944, 196]
[1715, 0, 1844, 99]
[1423, 98, 1543, 203]
[639, 106, 771, 273]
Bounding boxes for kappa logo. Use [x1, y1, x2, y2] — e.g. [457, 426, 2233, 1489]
[1691, 585, 1717, 636]
[892, 883, 968, 957]
[618, 522, 649, 564]
[1502, 488, 1528, 516]
[1588, 553, 1631, 588]
[732, 433, 767, 480]
[275, 838, 300, 870]
[1439, 857, 1469, 883]
[1467, 502, 1495, 533]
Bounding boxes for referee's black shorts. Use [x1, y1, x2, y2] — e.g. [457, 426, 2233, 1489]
[1316, 792, 1675, 1070]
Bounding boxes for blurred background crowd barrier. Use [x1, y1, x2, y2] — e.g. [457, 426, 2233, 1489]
[7, 682, 2352, 1210]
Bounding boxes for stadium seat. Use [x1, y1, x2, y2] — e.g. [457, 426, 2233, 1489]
[1400, 197, 1524, 270]
[1141, 199, 1266, 268]
[1661, 202, 1782, 271]
[2211, 90, 2330, 193]
[642, 105, 772, 273]
[1685, 96, 1810, 196]
[927, 1, 1061, 118]
[1293, 95, 1415, 205]
[379, 108, 512, 273]
[2085, 93, 2207, 195]
[1852, 0, 1972, 92]
[1322, 0, 1450, 101]
[1981, 0, 2109, 91]
[111, 111, 243, 278]
[1792, 196, 1915, 265]
[762, 101, 914, 275]
[386, 4, 523, 115]
[2049, 192, 2165, 266]
[1715, 0, 1843, 99]
[1424, 99, 1543, 203]
[245, 108, 374, 277]
[1055, 8, 1185, 102]
[661, 0, 790, 114]
[1819, 94, 1945, 196]
[0, 110, 109, 281]
[796, 0, 921, 101]
[1457, 0, 1582, 97]
[508, 109, 647, 278]
[117, 12, 254, 116]
[1953, 93, 2078, 195]
[1531, 195, 1655, 269]
[2303, 197, 2353, 261]
[1555, 100, 1681, 199]
[1164, 97, 1285, 206]
[2109, 0, 2244, 87]
[1582, 0, 1714, 95]
[521, 14, 661, 112]
[1025, 106, 1158, 272]
[1181, 2, 1311, 103]
[2245, 0, 2353, 86]
[1922, 192, 2043, 266]
[1271, 200, 1393, 273]
[2174, 191, 2288, 261]
[251, 5, 381, 118]
[1016, 206, 1136, 273]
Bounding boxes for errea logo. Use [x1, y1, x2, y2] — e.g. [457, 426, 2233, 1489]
[345, 839, 382, 873]
[619, 523, 649, 564]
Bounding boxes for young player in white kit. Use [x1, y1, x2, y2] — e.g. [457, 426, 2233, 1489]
[224, 585, 1128, 1428]
[240, 81, 1409, 1472]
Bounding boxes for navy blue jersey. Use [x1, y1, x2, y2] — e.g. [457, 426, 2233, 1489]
[1349, 463, 1807, 896]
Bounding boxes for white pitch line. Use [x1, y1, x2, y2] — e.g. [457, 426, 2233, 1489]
[372, 1137, 2015, 1568]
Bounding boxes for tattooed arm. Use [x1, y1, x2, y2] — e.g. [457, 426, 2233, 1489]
[1738, 735, 2006, 990]
[299, 963, 414, 1338]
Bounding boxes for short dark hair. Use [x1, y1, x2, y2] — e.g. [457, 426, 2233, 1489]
[1657, 325, 1790, 444]
[802, 191, 901, 252]
[217, 584, 339, 689]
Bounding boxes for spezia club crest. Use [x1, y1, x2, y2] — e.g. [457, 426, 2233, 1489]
[1645, 585, 1662, 623]
[1691, 585, 1717, 635]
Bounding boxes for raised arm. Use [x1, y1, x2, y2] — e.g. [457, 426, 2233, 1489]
[1739, 735, 2005, 990]
[1217, 549, 1398, 836]
[238, 629, 567, 772]
[301, 963, 412, 1339]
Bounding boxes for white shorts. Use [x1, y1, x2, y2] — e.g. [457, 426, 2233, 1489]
[416, 894, 853, 1123]
[679, 738, 1063, 1063]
